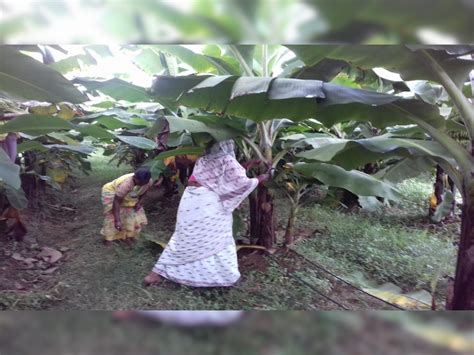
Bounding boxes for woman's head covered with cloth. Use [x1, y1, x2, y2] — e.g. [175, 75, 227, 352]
[205, 139, 236, 158]
[192, 139, 258, 213]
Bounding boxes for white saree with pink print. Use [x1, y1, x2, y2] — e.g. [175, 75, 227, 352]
[153, 140, 258, 287]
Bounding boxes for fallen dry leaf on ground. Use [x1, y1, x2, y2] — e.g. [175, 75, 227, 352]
[22, 258, 37, 269]
[14, 281, 25, 290]
[11, 253, 26, 261]
[37, 247, 63, 264]
[42, 266, 59, 275]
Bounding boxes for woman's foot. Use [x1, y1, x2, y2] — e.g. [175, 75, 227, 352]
[103, 240, 113, 247]
[144, 271, 162, 286]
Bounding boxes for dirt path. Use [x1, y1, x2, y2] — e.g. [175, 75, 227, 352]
[1, 157, 396, 310]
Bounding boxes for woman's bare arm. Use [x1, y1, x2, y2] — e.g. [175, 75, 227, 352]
[113, 195, 124, 230]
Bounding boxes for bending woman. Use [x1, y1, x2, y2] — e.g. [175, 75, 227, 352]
[101, 168, 154, 246]
[144, 140, 270, 287]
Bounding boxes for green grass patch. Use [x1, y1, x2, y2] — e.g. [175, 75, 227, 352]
[81, 149, 130, 186]
[394, 176, 434, 214]
[294, 204, 456, 292]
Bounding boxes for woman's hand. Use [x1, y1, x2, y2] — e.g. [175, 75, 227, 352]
[257, 168, 275, 183]
[266, 167, 276, 178]
[243, 159, 260, 169]
[114, 220, 123, 231]
[257, 173, 271, 183]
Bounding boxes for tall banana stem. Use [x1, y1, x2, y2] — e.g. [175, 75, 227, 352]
[419, 50, 474, 145]
[242, 136, 266, 162]
[390, 103, 473, 178]
[228, 45, 254, 76]
[262, 44, 268, 77]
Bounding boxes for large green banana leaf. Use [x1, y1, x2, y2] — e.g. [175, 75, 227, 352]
[0, 46, 87, 103]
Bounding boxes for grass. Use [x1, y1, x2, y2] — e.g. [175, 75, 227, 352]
[84, 149, 131, 184]
[281, 175, 458, 300]
[293, 205, 456, 290]
[392, 177, 434, 213]
[0, 154, 460, 310]
[0, 312, 471, 355]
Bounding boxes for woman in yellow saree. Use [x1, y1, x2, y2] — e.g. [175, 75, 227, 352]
[101, 168, 154, 245]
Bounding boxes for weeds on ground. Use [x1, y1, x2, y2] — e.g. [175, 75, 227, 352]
[291, 176, 457, 294]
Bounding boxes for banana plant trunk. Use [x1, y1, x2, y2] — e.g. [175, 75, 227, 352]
[451, 69, 474, 309]
[434, 165, 445, 206]
[284, 204, 298, 245]
[255, 184, 276, 249]
[430, 165, 446, 217]
[450, 180, 474, 309]
[249, 183, 276, 249]
[249, 124, 276, 249]
[284, 185, 306, 246]
[448, 176, 456, 218]
[248, 192, 259, 243]
[450, 68, 474, 308]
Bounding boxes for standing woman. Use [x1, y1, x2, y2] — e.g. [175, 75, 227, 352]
[144, 140, 271, 287]
[101, 168, 155, 246]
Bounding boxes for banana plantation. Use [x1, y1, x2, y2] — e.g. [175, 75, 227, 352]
[1, 44, 473, 310]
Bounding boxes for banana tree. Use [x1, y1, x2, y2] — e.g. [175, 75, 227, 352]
[149, 44, 474, 308]
[3, 44, 472, 307]
[0, 46, 90, 207]
[149, 47, 452, 250]
[0, 44, 236, 193]
[0, 46, 165, 198]
[288, 45, 474, 309]
[271, 120, 401, 243]
[373, 70, 464, 221]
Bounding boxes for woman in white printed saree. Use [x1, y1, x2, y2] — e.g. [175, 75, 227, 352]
[144, 140, 271, 287]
